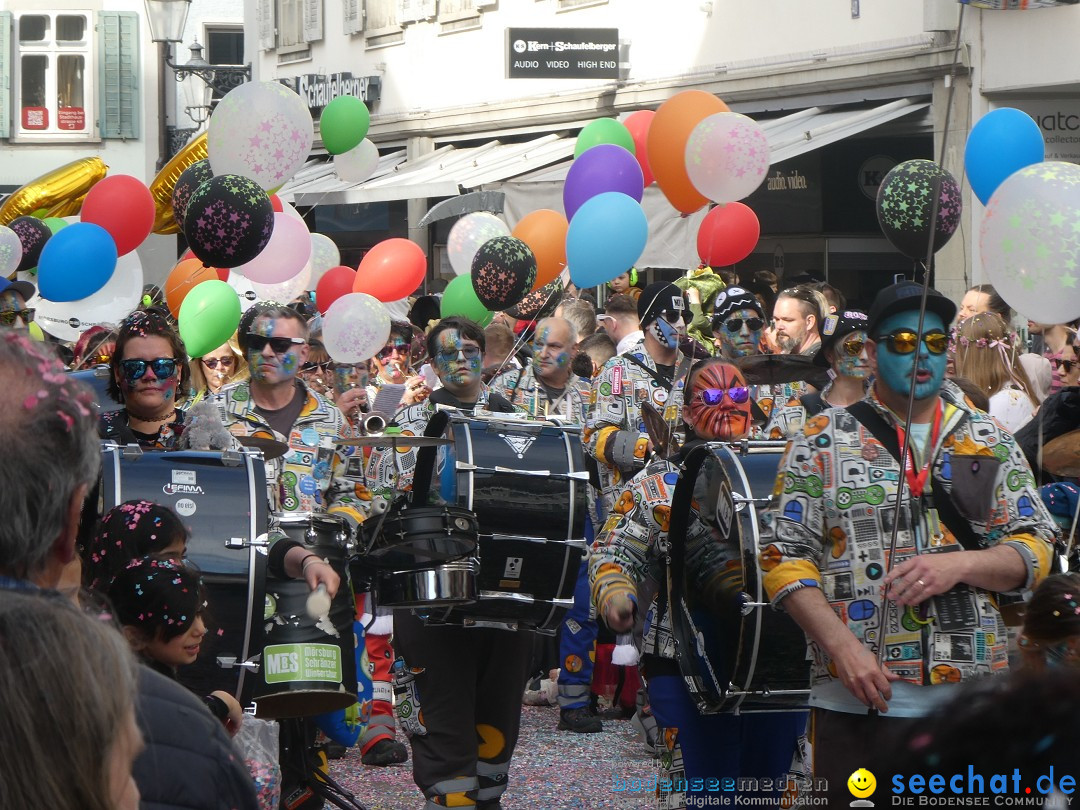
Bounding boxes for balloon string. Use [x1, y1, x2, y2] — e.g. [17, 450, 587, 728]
[482, 280, 565, 389]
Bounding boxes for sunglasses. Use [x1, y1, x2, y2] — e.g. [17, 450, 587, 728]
[0, 309, 34, 326]
[723, 317, 765, 333]
[841, 336, 866, 356]
[121, 357, 178, 382]
[876, 330, 949, 356]
[698, 387, 750, 405]
[376, 342, 410, 361]
[1059, 358, 1076, 374]
[246, 334, 306, 354]
[436, 346, 481, 361]
[301, 361, 331, 373]
[91, 352, 112, 365]
[201, 356, 235, 370]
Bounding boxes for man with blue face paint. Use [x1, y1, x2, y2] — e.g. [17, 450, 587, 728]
[759, 281, 1059, 805]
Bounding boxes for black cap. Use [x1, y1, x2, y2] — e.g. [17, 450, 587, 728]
[710, 286, 763, 331]
[638, 281, 685, 327]
[813, 309, 869, 367]
[866, 281, 957, 337]
[0, 277, 36, 302]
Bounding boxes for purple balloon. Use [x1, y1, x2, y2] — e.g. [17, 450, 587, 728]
[563, 144, 644, 221]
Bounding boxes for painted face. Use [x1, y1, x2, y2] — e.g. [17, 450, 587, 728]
[248, 316, 308, 386]
[716, 307, 764, 359]
[610, 273, 631, 294]
[117, 335, 179, 416]
[370, 334, 411, 384]
[332, 362, 370, 397]
[772, 297, 810, 354]
[433, 329, 482, 393]
[648, 311, 686, 349]
[0, 291, 30, 331]
[107, 710, 143, 810]
[870, 311, 948, 401]
[683, 362, 752, 441]
[957, 290, 991, 322]
[532, 321, 574, 382]
[199, 345, 236, 392]
[832, 329, 871, 379]
[143, 614, 207, 669]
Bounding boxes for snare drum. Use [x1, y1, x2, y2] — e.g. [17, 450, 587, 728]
[361, 504, 479, 572]
[378, 558, 480, 609]
[100, 444, 270, 704]
[254, 512, 358, 718]
[669, 441, 810, 713]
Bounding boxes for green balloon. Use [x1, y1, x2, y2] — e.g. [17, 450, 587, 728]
[440, 274, 493, 327]
[178, 279, 242, 358]
[43, 217, 68, 234]
[319, 95, 371, 156]
[574, 118, 636, 159]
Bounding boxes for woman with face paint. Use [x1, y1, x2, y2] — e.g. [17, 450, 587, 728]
[100, 308, 192, 450]
[591, 357, 804, 803]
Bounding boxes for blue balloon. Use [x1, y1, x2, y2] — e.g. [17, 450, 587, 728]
[567, 192, 648, 288]
[964, 108, 1045, 205]
[563, 144, 644, 221]
[37, 222, 118, 303]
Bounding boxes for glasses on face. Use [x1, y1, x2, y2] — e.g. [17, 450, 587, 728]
[246, 334, 306, 354]
[376, 342, 409, 361]
[301, 361, 330, 374]
[659, 310, 684, 325]
[876, 330, 949, 356]
[436, 345, 481, 361]
[1060, 358, 1077, 374]
[201, 356, 235, 370]
[698, 387, 750, 406]
[0, 309, 34, 326]
[723, 317, 765, 333]
[121, 357, 178, 382]
[841, 336, 866, 356]
[91, 352, 112, 365]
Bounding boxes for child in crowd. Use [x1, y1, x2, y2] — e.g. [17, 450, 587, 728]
[84, 500, 188, 592]
[1019, 572, 1080, 671]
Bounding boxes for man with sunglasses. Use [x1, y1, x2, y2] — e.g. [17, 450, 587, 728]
[366, 322, 430, 409]
[0, 278, 35, 332]
[709, 286, 766, 362]
[759, 281, 1058, 804]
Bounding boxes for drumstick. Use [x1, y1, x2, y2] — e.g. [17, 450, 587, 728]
[306, 584, 331, 619]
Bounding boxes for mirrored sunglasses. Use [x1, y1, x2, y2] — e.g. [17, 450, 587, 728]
[698, 387, 750, 406]
[0, 309, 34, 326]
[121, 357, 178, 382]
[877, 330, 948, 356]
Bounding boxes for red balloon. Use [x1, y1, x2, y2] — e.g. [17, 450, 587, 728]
[269, 194, 284, 213]
[80, 174, 155, 256]
[696, 203, 760, 267]
[353, 238, 426, 302]
[316, 265, 356, 314]
[215, 267, 230, 282]
[624, 110, 655, 187]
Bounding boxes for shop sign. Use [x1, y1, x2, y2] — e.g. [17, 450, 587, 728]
[279, 73, 382, 115]
[999, 100, 1080, 164]
[508, 28, 619, 79]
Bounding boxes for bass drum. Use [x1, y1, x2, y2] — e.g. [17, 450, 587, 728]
[100, 444, 270, 705]
[668, 440, 810, 714]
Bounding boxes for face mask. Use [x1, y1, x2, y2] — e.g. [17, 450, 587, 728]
[649, 313, 684, 348]
[873, 312, 948, 400]
[685, 363, 752, 441]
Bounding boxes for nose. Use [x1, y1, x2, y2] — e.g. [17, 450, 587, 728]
[191, 615, 206, 638]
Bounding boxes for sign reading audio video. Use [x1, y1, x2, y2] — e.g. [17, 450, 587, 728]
[507, 28, 619, 79]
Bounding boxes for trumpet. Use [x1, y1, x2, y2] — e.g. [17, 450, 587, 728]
[361, 412, 387, 435]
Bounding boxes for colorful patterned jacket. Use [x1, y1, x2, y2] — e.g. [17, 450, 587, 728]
[488, 364, 590, 425]
[759, 382, 1057, 689]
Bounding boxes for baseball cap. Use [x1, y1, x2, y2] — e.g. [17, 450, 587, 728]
[0, 277, 36, 302]
[814, 310, 870, 367]
[638, 282, 685, 328]
[710, 286, 763, 333]
[866, 281, 957, 337]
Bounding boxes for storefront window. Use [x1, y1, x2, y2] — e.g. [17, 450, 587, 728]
[14, 12, 92, 140]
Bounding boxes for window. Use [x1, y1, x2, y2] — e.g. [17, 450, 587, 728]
[277, 0, 305, 51]
[205, 28, 244, 103]
[13, 12, 92, 139]
[365, 0, 399, 33]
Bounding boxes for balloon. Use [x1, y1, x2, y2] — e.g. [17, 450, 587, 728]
[334, 139, 380, 183]
[566, 192, 649, 289]
[165, 258, 219, 318]
[440, 274, 493, 327]
[981, 161, 1080, 324]
[227, 272, 259, 313]
[33, 250, 143, 341]
[316, 265, 356, 314]
[0, 157, 107, 225]
[965, 108, 1045, 206]
[876, 160, 962, 260]
[574, 118, 636, 159]
[563, 144, 644, 221]
[623, 110, 655, 187]
[648, 91, 729, 215]
[149, 133, 208, 234]
[172, 159, 215, 230]
[208, 81, 314, 190]
[178, 279, 243, 358]
[319, 95, 371, 156]
[42, 217, 68, 234]
[353, 238, 427, 302]
[10, 216, 52, 273]
[686, 113, 770, 204]
[323, 293, 391, 363]
[234, 212, 312, 284]
[37, 223, 118, 302]
[80, 175, 155, 256]
[269, 194, 284, 212]
[696, 203, 761, 267]
[0, 225, 22, 277]
[183, 175, 275, 269]
[470, 236, 537, 311]
[512, 209, 568, 290]
[447, 213, 510, 276]
[309, 233, 341, 285]
[250, 261, 313, 304]
[506, 278, 563, 320]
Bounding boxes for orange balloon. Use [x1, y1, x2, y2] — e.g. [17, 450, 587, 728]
[647, 91, 729, 215]
[512, 209, 568, 291]
[165, 258, 219, 318]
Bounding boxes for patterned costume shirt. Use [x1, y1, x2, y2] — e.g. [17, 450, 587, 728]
[488, 364, 590, 425]
[759, 382, 1057, 695]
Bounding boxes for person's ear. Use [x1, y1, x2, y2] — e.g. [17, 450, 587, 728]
[122, 625, 148, 651]
[682, 404, 694, 429]
[866, 339, 879, 373]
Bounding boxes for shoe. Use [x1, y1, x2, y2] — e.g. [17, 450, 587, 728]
[631, 709, 658, 757]
[323, 741, 347, 760]
[361, 738, 409, 765]
[557, 706, 603, 733]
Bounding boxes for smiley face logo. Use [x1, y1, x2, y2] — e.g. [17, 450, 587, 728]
[848, 768, 877, 799]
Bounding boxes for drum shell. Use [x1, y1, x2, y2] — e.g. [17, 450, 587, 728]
[254, 515, 358, 718]
[362, 505, 478, 572]
[377, 558, 480, 609]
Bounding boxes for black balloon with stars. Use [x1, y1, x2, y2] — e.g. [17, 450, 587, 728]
[182, 174, 274, 270]
[470, 235, 537, 311]
[876, 159, 962, 260]
[171, 159, 215, 231]
[10, 215, 52, 273]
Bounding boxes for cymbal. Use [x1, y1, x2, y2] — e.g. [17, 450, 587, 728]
[734, 353, 829, 388]
[1043, 429, 1080, 477]
[236, 435, 291, 461]
[336, 434, 452, 448]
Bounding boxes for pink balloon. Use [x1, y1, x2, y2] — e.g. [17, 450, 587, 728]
[624, 111, 655, 187]
[234, 212, 312, 284]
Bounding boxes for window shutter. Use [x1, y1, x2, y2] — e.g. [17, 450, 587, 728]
[98, 11, 139, 139]
[303, 0, 323, 42]
[420, 0, 437, 14]
[0, 12, 10, 139]
[257, 0, 276, 50]
[343, 0, 363, 34]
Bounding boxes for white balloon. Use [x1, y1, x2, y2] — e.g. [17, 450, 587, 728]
[309, 233, 341, 286]
[279, 200, 305, 221]
[334, 139, 380, 183]
[447, 213, 509, 276]
[227, 272, 260, 313]
[250, 261, 313, 304]
[0, 225, 23, 277]
[34, 250, 144, 342]
[323, 293, 391, 363]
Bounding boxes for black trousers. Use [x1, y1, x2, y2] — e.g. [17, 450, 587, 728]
[394, 610, 535, 809]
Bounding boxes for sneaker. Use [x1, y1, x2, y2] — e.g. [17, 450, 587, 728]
[557, 706, 603, 734]
[361, 738, 409, 766]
